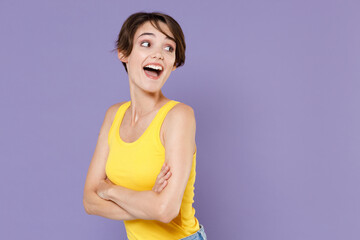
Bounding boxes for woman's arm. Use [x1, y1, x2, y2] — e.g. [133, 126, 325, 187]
[91, 164, 171, 220]
[97, 103, 196, 223]
[84, 191, 136, 221]
[83, 102, 136, 220]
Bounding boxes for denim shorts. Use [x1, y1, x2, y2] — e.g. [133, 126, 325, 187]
[179, 224, 207, 240]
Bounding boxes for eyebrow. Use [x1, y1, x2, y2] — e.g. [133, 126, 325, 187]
[137, 32, 176, 43]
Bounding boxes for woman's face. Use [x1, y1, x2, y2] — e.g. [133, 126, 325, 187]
[119, 21, 177, 93]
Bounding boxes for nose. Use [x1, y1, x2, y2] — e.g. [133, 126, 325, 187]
[151, 50, 164, 60]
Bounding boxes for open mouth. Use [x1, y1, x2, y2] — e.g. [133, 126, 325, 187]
[143, 65, 163, 79]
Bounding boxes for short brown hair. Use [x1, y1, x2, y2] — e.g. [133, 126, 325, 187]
[115, 12, 186, 72]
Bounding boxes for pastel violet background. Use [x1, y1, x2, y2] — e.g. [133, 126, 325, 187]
[0, 0, 359, 239]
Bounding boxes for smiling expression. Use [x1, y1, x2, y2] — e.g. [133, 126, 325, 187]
[118, 21, 177, 92]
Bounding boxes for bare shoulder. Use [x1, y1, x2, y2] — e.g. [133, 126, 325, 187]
[167, 102, 196, 120]
[163, 102, 196, 151]
[105, 101, 127, 122]
[164, 103, 196, 134]
[102, 101, 128, 131]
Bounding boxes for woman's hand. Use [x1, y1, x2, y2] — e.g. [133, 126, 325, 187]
[96, 178, 114, 200]
[152, 163, 172, 193]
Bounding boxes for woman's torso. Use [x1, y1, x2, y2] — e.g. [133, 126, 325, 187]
[105, 99, 200, 240]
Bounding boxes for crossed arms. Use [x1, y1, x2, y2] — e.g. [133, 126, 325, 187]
[83, 102, 196, 223]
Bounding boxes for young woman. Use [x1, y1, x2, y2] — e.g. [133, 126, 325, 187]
[83, 12, 207, 240]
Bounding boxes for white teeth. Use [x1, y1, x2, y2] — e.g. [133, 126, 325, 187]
[144, 64, 163, 71]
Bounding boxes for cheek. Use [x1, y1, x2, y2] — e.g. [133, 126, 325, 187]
[128, 53, 143, 68]
[166, 55, 176, 66]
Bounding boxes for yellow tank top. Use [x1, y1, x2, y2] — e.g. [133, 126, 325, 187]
[105, 100, 200, 240]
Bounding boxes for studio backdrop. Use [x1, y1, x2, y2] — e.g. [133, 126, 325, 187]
[1, 0, 359, 239]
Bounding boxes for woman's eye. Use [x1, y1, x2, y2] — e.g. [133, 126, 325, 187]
[141, 41, 150, 47]
[165, 46, 174, 52]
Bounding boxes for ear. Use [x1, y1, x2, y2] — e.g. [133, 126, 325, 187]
[172, 65, 177, 71]
[117, 50, 128, 63]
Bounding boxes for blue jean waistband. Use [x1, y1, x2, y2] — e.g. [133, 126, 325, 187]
[179, 224, 207, 240]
